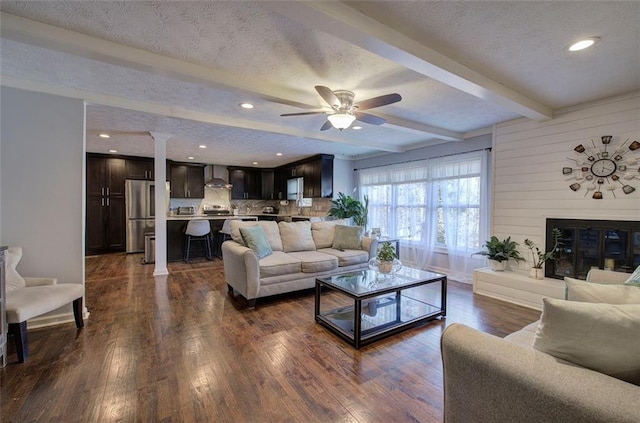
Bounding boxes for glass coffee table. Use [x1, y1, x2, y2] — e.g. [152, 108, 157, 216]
[315, 267, 447, 349]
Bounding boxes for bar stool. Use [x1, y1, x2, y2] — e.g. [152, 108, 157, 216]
[184, 220, 212, 263]
[214, 219, 233, 258]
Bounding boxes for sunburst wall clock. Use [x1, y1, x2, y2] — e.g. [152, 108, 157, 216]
[563, 135, 640, 199]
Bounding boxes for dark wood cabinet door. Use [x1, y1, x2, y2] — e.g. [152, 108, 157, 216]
[86, 196, 106, 253]
[187, 166, 205, 198]
[320, 157, 334, 198]
[106, 158, 126, 196]
[245, 170, 261, 199]
[170, 165, 188, 198]
[229, 169, 246, 199]
[107, 196, 126, 249]
[87, 156, 105, 197]
[126, 159, 153, 180]
[261, 170, 275, 200]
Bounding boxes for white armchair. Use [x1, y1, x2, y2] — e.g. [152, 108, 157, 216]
[5, 247, 84, 363]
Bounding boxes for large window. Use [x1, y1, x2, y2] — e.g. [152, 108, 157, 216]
[358, 150, 489, 282]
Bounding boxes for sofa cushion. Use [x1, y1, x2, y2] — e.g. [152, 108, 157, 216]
[319, 248, 369, 267]
[258, 251, 301, 278]
[625, 264, 640, 286]
[533, 297, 640, 385]
[503, 320, 538, 348]
[229, 220, 283, 251]
[564, 277, 640, 303]
[278, 221, 316, 252]
[311, 219, 347, 249]
[239, 226, 273, 259]
[6, 246, 26, 292]
[288, 251, 338, 273]
[332, 225, 364, 250]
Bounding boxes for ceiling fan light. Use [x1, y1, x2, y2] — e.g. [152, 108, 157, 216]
[327, 113, 356, 130]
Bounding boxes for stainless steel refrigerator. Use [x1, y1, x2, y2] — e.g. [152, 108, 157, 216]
[125, 179, 170, 253]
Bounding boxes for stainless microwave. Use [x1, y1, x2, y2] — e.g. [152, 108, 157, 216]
[287, 177, 303, 200]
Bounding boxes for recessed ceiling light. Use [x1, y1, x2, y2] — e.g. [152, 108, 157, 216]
[352, 126, 362, 130]
[198, 144, 207, 149]
[252, 161, 258, 165]
[239, 103, 254, 109]
[187, 156, 195, 160]
[109, 149, 117, 153]
[276, 153, 283, 156]
[568, 37, 600, 52]
[99, 133, 110, 138]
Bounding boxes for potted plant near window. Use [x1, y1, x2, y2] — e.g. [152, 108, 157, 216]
[524, 228, 562, 279]
[328, 192, 368, 230]
[474, 236, 524, 271]
[370, 241, 401, 274]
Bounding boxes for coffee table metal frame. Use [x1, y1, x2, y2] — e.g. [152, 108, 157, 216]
[315, 268, 447, 349]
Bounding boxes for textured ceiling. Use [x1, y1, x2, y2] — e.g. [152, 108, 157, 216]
[1, 1, 638, 165]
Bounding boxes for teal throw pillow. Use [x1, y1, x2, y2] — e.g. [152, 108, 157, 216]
[239, 225, 273, 259]
[332, 225, 364, 250]
[625, 264, 640, 287]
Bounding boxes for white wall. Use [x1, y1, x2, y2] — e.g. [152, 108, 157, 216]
[493, 90, 640, 274]
[1, 87, 85, 319]
[332, 157, 355, 197]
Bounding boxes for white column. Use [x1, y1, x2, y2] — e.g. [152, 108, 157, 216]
[150, 132, 171, 276]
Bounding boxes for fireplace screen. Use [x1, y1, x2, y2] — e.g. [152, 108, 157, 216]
[546, 219, 640, 280]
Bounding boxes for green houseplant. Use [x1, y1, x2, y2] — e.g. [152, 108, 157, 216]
[524, 228, 562, 279]
[328, 192, 368, 229]
[375, 241, 399, 274]
[474, 236, 524, 271]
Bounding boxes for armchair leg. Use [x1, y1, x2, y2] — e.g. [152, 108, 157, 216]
[73, 297, 84, 328]
[9, 322, 28, 363]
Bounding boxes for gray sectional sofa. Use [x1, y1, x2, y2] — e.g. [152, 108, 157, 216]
[441, 269, 639, 423]
[222, 219, 378, 307]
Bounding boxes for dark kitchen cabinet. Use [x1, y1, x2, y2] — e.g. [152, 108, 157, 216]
[228, 167, 262, 200]
[278, 154, 334, 199]
[169, 162, 205, 198]
[126, 158, 154, 180]
[86, 155, 127, 254]
[261, 170, 275, 200]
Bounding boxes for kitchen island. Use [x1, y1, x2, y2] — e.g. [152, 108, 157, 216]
[166, 215, 257, 262]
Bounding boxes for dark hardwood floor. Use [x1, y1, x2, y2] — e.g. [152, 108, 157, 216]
[1, 253, 540, 422]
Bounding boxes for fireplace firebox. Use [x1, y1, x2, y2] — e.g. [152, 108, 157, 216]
[545, 219, 640, 280]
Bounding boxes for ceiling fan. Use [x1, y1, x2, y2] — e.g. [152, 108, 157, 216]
[281, 85, 402, 131]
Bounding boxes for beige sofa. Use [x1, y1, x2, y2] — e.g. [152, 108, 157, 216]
[441, 269, 639, 423]
[222, 220, 378, 307]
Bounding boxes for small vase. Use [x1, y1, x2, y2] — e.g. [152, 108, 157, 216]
[530, 267, 544, 279]
[489, 260, 507, 271]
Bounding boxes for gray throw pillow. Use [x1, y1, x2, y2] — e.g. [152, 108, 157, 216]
[239, 225, 273, 259]
[332, 225, 364, 250]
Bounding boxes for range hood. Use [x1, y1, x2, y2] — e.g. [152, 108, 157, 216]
[205, 165, 232, 189]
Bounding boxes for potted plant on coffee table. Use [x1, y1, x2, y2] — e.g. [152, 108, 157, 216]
[474, 236, 524, 271]
[375, 241, 400, 274]
[524, 228, 562, 279]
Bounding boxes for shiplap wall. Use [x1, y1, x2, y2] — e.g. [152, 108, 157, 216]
[492, 91, 640, 274]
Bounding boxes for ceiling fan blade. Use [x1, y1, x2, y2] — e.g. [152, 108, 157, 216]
[320, 120, 333, 131]
[315, 85, 340, 108]
[355, 112, 386, 126]
[355, 93, 402, 110]
[280, 111, 326, 117]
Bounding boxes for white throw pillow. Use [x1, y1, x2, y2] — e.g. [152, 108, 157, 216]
[564, 277, 640, 304]
[278, 221, 316, 252]
[311, 219, 346, 249]
[533, 298, 640, 385]
[6, 246, 26, 291]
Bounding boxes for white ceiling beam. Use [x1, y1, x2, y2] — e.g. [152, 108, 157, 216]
[374, 114, 464, 141]
[0, 13, 450, 142]
[263, 1, 553, 121]
[2, 74, 405, 153]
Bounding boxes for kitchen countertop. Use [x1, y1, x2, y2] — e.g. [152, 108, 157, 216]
[167, 215, 258, 221]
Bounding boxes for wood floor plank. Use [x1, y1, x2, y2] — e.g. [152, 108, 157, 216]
[1, 253, 540, 422]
